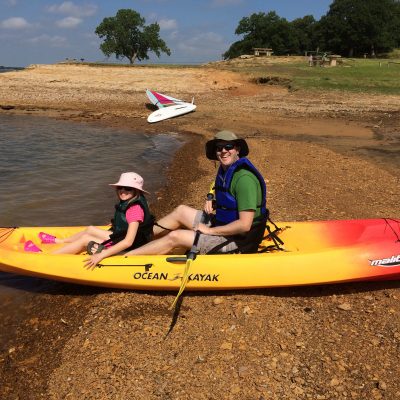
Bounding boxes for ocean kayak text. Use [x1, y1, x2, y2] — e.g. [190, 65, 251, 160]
[132, 272, 220, 282]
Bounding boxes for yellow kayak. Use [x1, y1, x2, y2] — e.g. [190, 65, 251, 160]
[0, 218, 399, 290]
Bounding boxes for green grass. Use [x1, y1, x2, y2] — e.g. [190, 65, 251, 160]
[386, 48, 400, 59]
[225, 58, 400, 95]
[292, 59, 400, 94]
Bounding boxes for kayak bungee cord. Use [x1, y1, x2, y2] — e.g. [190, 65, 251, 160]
[0, 227, 16, 243]
[96, 262, 153, 271]
[383, 218, 400, 242]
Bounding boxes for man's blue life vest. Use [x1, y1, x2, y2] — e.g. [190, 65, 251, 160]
[109, 194, 154, 249]
[214, 158, 267, 226]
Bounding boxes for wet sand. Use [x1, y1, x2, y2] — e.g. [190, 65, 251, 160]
[0, 62, 400, 399]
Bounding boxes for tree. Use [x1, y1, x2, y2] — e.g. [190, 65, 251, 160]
[290, 15, 318, 54]
[95, 9, 171, 64]
[224, 11, 299, 59]
[317, 0, 400, 57]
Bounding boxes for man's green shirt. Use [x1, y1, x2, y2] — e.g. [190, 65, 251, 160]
[230, 169, 263, 220]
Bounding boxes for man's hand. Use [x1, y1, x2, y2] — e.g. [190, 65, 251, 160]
[204, 200, 214, 215]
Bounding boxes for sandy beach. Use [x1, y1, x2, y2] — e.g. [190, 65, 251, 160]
[1, 61, 400, 399]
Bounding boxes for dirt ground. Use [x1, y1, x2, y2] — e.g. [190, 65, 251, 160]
[0, 61, 400, 400]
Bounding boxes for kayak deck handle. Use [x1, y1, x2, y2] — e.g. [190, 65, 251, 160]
[166, 257, 187, 263]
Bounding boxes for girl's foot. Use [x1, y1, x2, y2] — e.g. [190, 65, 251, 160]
[24, 240, 42, 253]
[38, 232, 56, 244]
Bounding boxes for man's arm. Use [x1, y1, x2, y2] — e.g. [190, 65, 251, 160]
[197, 210, 254, 236]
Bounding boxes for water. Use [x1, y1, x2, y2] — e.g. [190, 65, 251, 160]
[0, 114, 184, 346]
[0, 115, 182, 226]
[0, 67, 24, 72]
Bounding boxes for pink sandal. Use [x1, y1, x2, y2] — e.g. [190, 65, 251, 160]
[38, 232, 56, 244]
[24, 240, 42, 253]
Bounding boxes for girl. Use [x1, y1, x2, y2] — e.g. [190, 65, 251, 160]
[24, 172, 154, 268]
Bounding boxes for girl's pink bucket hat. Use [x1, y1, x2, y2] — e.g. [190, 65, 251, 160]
[109, 172, 150, 194]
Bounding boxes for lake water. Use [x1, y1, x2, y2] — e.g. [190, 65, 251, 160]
[0, 115, 182, 226]
[0, 114, 183, 348]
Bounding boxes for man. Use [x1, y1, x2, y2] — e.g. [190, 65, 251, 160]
[127, 130, 267, 255]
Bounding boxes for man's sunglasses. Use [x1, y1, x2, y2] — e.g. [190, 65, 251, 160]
[215, 143, 235, 152]
[116, 186, 134, 191]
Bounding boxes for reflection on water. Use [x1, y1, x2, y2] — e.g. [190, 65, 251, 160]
[0, 114, 182, 226]
[0, 114, 184, 343]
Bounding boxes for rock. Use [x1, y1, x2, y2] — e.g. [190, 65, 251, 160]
[196, 355, 205, 363]
[294, 377, 305, 385]
[330, 377, 340, 387]
[230, 385, 241, 394]
[371, 388, 383, 399]
[213, 297, 224, 305]
[378, 381, 387, 390]
[337, 303, 352, 311]
[293, 386, 304, 395]
[371, 338, 380, 346]
[238, 366, 250, 377]
[243, 306, 252, 314]
[220, 342, 233, 350]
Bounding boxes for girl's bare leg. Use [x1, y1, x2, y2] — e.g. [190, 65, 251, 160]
[56, 226, 109, 244]
[53, 229, 111, 255]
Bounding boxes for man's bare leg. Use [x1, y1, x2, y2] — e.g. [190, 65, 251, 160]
[153, 205, 198, 236]
[127, 229, 196, 255]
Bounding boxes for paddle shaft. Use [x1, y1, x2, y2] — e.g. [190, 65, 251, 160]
[169, 212, 206, 309]
[187, 211, 208, 259]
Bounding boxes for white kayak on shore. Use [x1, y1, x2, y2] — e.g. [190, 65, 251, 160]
[146, 89, 196, 123]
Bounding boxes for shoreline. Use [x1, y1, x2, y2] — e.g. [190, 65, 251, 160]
[1, 63, 400, 399]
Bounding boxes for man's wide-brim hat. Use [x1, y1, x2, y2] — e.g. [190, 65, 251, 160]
[109, 172, 150, 194]
[205, 130, 249, 161]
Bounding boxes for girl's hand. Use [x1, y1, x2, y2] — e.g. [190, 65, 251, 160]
[83, 253, 104, 270]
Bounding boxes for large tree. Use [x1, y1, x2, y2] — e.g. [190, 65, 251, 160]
[317, 0, 400, 57]
[224, 11, 299, 59]
[290, 15, 318, 54]
[95, 9, 171, 64]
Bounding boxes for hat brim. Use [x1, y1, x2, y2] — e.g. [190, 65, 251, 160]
[205, 138, 249, 160]
[109, 183, 150, 195]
